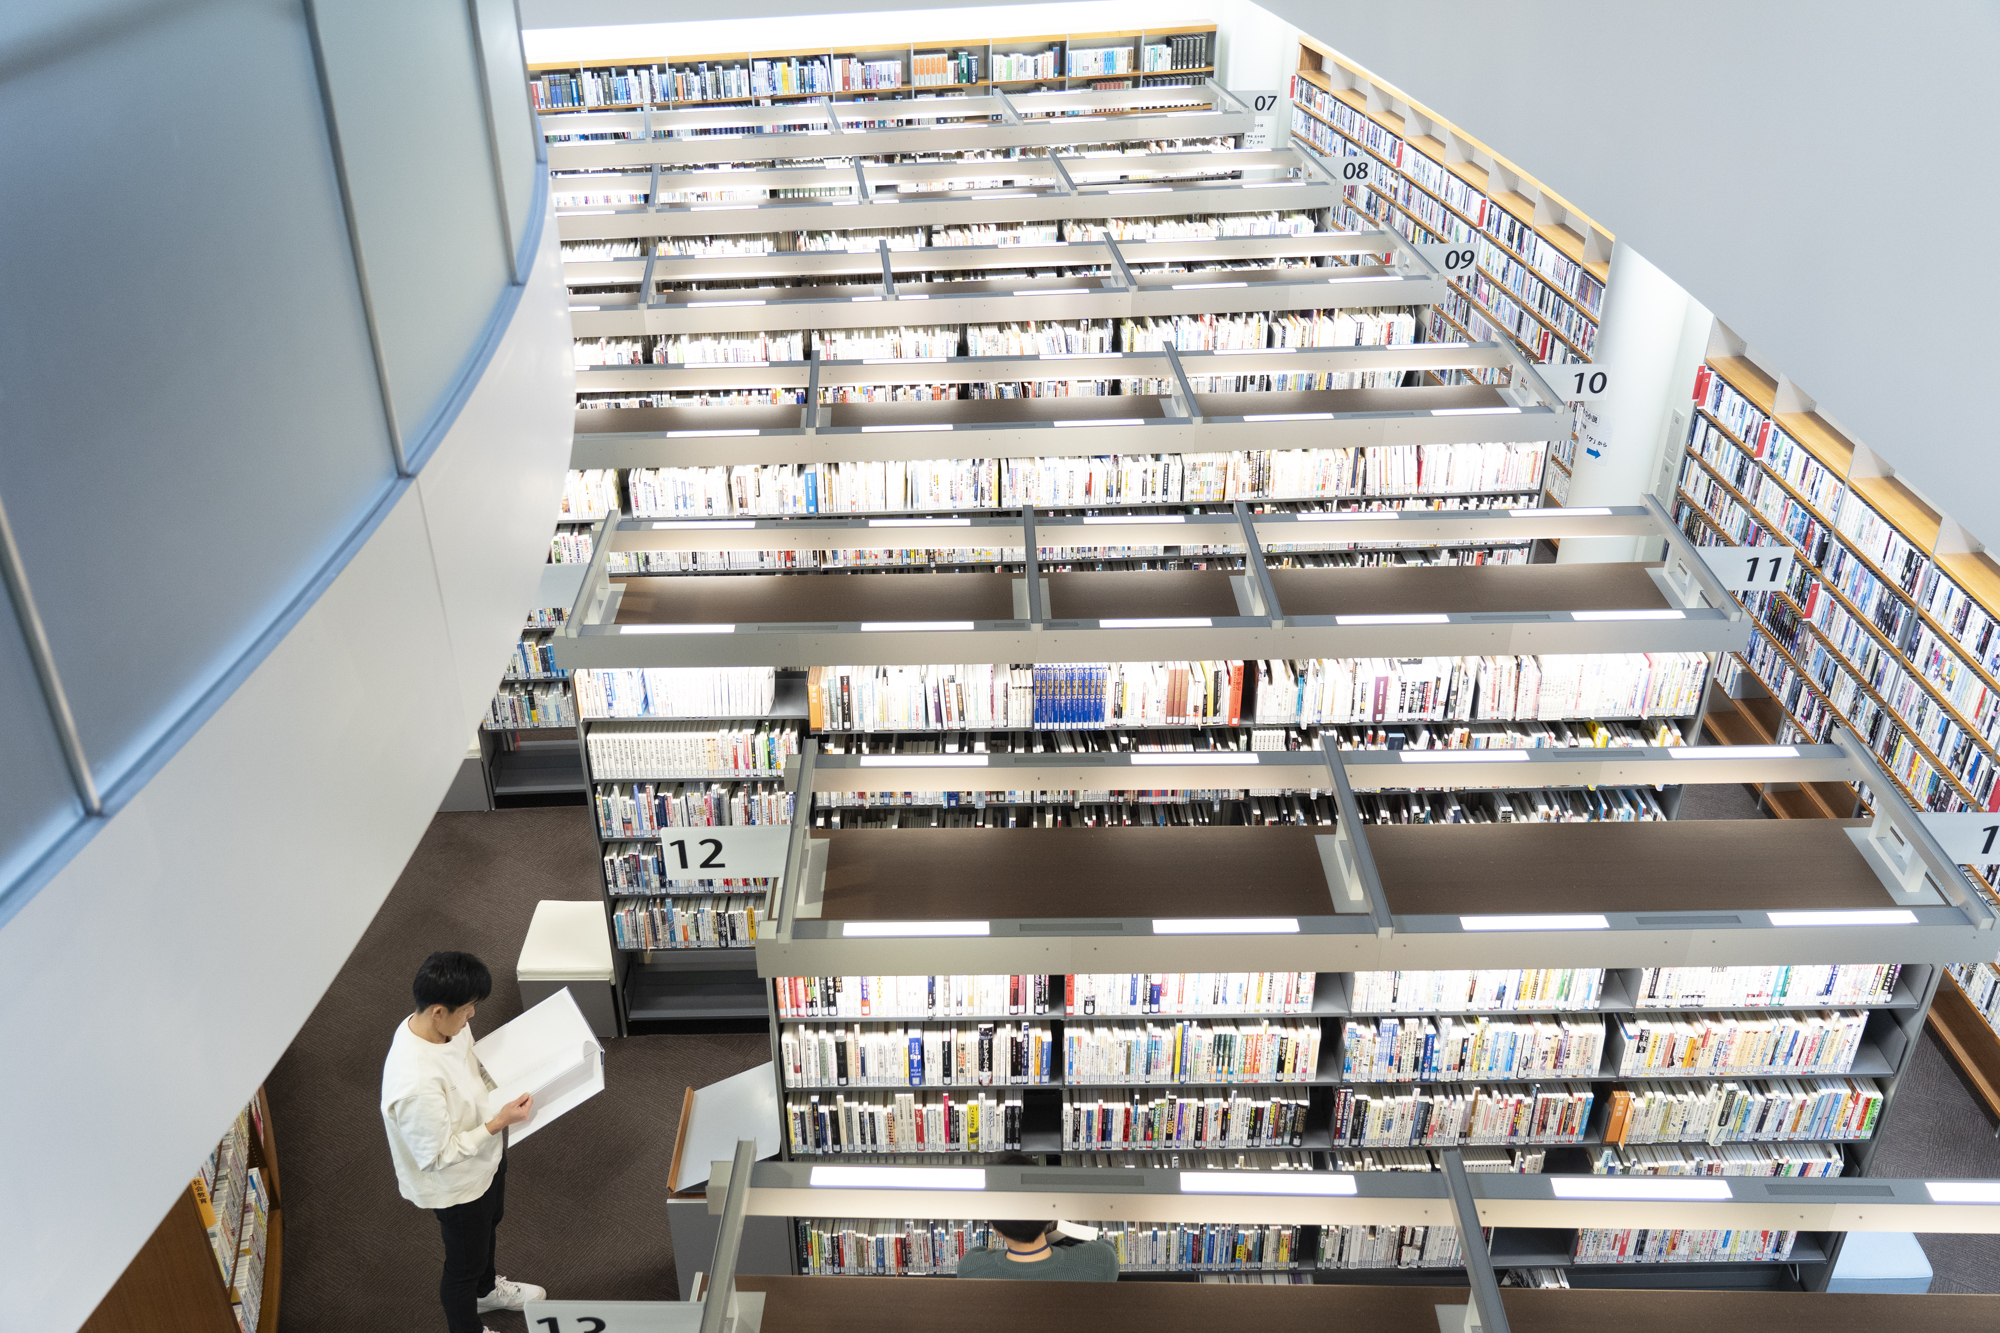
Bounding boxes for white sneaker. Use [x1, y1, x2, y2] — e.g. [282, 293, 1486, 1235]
[476, 1276, 545, 1312]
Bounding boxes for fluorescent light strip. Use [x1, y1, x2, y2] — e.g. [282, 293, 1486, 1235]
[1173, 281, 1247, 290]
[1245, 412, 1333, 422]
[1460, 915, 1610, 931]
[1431, 406, 1521, 416]
[859, 621, 975, 631]
[1100, 617, 1213, 628]
[869, 517, 971, 528]
[666, 428, 760, 437]
[1131, 752, 1260, 766]
[1398, 750, 1530, 764]
[852, 295, 883, 302]
[1015, 287, 1090, 295]
[810, 1166, 985, 1190]
[977, 191, 1038, 199]
[1083, 514, 1184, 525]
[1180, 1172, 1356, 1196]
[1550, 1178, 1730, 1201]
[565, 209, 615, 215]
[1053, 418, 1147, 428]
[1214, 347, 1283, 355]
[1109, 187, 1171, 194]
[1325, 275, 1380, 283]
[691, 204, 758, 211]
[687, 299, 767, 308]
[1768, 910, 1919, 927]
[1299, 512, 1392, 522]
[570, 304, 601, 311]
[1335, 613, 1449, 625]
[1668, 745, 1797, 760]
[1927, 1182, 2000, 1204]
[843, 920, 990, 936]
[1155, 918, 1300, 934]
[858, 754, 989, 767]
[1242, 181, 1304, 189]
[651, 520, 756, 530]
[863, 356, 948, 364]
[1511, 506, 1610, 517]
[900, 293, 929, 299]
[1571, 609, 1686, 621]
[861, 424, 952, 433]
[622, 623, 737, 635]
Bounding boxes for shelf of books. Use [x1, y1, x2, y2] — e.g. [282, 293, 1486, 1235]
[526, 27, 1217, 113]
[80, 1090, 279, 1333]
[1287, 38, 1609, 516]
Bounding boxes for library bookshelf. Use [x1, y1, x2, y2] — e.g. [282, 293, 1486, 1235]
[526, 27, 1218, 112]
[1669, 337, 2000, 1120]
[80, 1089, 279, 1333]
[522, 82, 1997, 1290]
[1288, 38, 1612, 515]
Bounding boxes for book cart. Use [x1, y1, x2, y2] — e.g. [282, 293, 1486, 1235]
[532, 82, 1994, 1291]
[525, 26, 1219, 114]
[1667, 331, 2000, 1119]
[1287, 39, 1613, 515]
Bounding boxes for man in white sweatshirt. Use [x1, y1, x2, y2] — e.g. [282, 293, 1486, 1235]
[381, 951, 543, 1333]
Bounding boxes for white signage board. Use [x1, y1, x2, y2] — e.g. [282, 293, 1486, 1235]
[659, 824, 793, 879]
[1698, 546, 1798, 594]
[1919, 813, 2000, 865]
[1233, 88, 1281, 150]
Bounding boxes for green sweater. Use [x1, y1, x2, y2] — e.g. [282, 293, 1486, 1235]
[956, 1240, 1120, 1281]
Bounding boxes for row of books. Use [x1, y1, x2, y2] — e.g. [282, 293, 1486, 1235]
[781, 1022, 1056, 1087]
[486, 683, 576, 730]
[1068, 971, 1318, 1017]
[1603, 1077, 1884, 1145]
[608, 894, 761, 949]
[574, 665, 778, 719]
[1612, 1011, 1869, 1077]
[1095, 1221, 1305, 1270]
[192, 1099, 272, 1332]
[911, 52, 980, 87]
[1333, 1083, 1596, 1146]
[1949, 962, 2000, 1037]
[594, 785, 794, 839]
[991, 50, 1058, 81]
[1147, 34, 1211, 70]
[1593, 1142, 1843, 1176]
[1636, 964, 1902, 1010]
[1573, 1227, 1794, 1265]
[1064, 1020, 1325, 1085]
[778, 972, 1053, 1018]
[602, 444, 1552, 521]
[1063, 1089, 1310, 1149]
[795, 1218, 996, 1276]
[802, 655, 1708, 733]
[1353, 785, 1667, 825]
[810, 800, 1306, 828]
[1373, 969, 1608, 1016]
[787, 1090, 1025, 1153]
[584, 720, 800, 778]
[1340, 1017, 1604, 1083]
[1321, 1224, 1463, 1270]
[502, 637, 565, 680]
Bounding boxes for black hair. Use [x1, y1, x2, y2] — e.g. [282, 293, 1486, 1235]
[413, 951, 493, 1013]
[987, 1152, 1054, 1244]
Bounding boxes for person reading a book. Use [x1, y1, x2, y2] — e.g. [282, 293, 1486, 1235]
[956, 1155, 1119, 1281]
[380, 951, 544, 1333]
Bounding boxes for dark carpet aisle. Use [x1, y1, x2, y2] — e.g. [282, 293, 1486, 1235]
[266, 807, 769, 1333]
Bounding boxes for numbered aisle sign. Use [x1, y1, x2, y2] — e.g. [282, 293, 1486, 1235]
[1327, 152, 1380, 188]
[1698, 546, 1798, 595]
[1416, 238, 1478, 278]
[1233, 89, 1280, 150]
[1551, 364, 1614, 401]
[526, 1301, 700, 1333]
[1919, 813, 2000, 866]
[659, 824, 792, 880]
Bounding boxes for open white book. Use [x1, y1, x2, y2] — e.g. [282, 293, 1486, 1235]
[474, 988, 605, 1145]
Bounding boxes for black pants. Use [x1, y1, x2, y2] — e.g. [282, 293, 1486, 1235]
[435, 1157, 505, 1333]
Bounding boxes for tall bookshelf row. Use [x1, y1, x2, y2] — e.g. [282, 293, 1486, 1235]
[1664, 338, 2000, 1115]
[528, 70, 1988, 1295]
[1287, 38, 1612, 515]
[527, 27, 1217, 112]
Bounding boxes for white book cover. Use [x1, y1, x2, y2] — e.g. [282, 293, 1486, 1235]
[474, 987, 605, 1145]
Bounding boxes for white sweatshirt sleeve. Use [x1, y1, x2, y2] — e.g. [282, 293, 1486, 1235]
[387, 1086, 494, 1173]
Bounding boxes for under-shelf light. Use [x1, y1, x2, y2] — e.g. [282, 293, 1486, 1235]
[863, 356, 949, 363]
[666, 428, 761, 437]
[1335, 613, 1449, 625]
[1399, 751, 1530, 764]
[858, 754, 989, 767]
[1431, 406, 1520, 416]
[1131, 753, 1260, 766]
[691, 204, 759, 211]
[1927, 1182, 2000, 1204]
[1669, 745, 1796, 760]
[1244, 412, 1333, 422]
[687, 299, 767, 308]
[1083, 515, 1184, 525]
[1460, 915, 1610, 931]
[1551, 1178, 1730, 1200]
[1015, 287, 1091, 295]
[1053, 418, 1147, 428]
[1768, 910, 1919, 927]
[859, 621, 976, 631]
[843, 920, 991, 936]
[1180, 1172, 1356, 1196]
[1571, 609, 1686, 621]
[1298, 512, 1392, 522]
[1173, 281, 1248, 290]
[810, 1166, 985, 1190]
[1154, 918, 1300, 934]
[869, 517, 971, 527]
[1100, 617, 1214, 628]
[651, 520, 757, 529]
[862, 424, 953, 433]
[1109, 187, 1171, 194]
[1511, 506, 1610, 517]
[622, 623, 737, 634]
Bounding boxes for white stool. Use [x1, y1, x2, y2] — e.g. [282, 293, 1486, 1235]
[1828, 1231, 1932, 1294]
[516, 900, 618, 1042]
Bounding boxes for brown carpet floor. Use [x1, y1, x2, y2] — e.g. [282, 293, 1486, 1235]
[266, 807, 768, 1332]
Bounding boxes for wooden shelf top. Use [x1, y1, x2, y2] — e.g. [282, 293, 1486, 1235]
[1267, 562, 1670, 617]
[815, 826, 1334, 919]
[739, 1275, 2000, 1331]
[1368, 819, 1892, 917]
[1773, 409, 1856, 476]
[1847, 470, 1943, 552]
[1939, 549, 2000, 610]
[1706, 356, 1780, 416]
